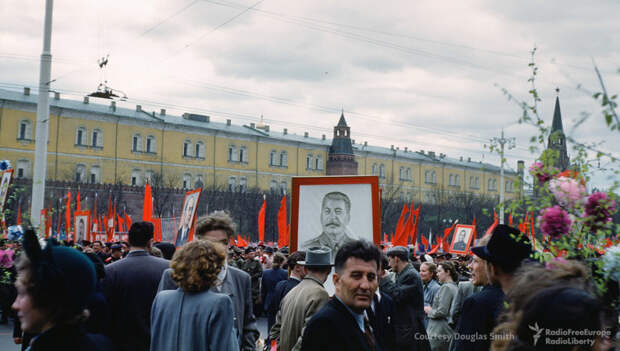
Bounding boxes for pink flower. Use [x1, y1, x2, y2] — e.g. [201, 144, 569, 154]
[548, 177, 586, 209]
[529, 162, 553, 185]
[539, 206, 572, 238]
[584, 192, 616, 230]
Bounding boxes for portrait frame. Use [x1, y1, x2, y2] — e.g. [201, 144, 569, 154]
[290, 176, 381, 252]
[449, 224, 475, 255]
[0, 169, 14, 212]
[173, 187, 201, 247]
[74, 211, 91, 243]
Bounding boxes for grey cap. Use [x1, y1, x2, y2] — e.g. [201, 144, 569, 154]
[298, 246, 333, 267]
[387, 246, 408, 257]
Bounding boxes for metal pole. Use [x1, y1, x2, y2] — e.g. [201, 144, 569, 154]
[499, 130, 505, 225]
[30, 0, 54, 229]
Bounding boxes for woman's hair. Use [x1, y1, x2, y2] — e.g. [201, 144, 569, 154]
[272, 253, 286, 269]
[491, 259, 596, 351]
[438, 261, 458, 282]
[421, 262, 438, 280]
[170, 240, 225, 292]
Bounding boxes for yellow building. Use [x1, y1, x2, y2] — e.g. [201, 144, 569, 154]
[0, 87, 521, 203]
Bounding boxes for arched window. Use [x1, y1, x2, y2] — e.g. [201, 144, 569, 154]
[431, 171, 437, 184]
[76, 127, 87, 146]
[315, 155, 323, 170]
[371, 163, 377, 176]
[195, 175, 204, 189]
[425, 170, 431, 183]
[475, 177, 480, 188]
[16, 159, 30, 178]
[270, 180, 278, 192]
[406, 168, 411, 181]
[195, 141, 205, 159]
[227, 176, 236, 192]
[270, 150, 278, 166]
[399, 167, 404, 180]
[228, 145, 237, 162]
[239, 146, 248, 163]
[18, 119, 33, 140]
[183, 174, 193, 189]
[183, 140, 192, 157]
[306, 154, 313, 170]
[146, 135, 156, 153]
[132, 134, 142, 152]
[449, 174, 454, 186]
[280, 151, 288, 167]
[280, 181, 287, 195]
[90, 165, 101, 183]
[91, 129, 103, 147]
[75, 164, 86, 182]
[131, 169, 142, 186]
[379, 164, 385, 178]
[455, 175, 460, 186]
[239, 177, 247, 192]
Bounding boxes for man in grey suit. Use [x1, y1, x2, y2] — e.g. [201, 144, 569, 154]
[103, 221, 170, 351]
[158, 211, 259, 351]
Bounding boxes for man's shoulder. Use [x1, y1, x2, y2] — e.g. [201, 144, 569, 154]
[228, 265, 251, 280]
[303, 232, 327, 247]
[466, 285, 504, 306]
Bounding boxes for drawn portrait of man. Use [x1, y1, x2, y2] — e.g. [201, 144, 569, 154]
[175, 193, 197, 247]
[450, 226, 473, 253]
[0, 171, 12, 211]
[76, 217, 86, 242]
[302, 191, 356, 253]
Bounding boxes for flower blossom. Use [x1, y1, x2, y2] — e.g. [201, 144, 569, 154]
[548, 177, 586, 209]
[538, 206, 572, 239]
[602, 245, 620, 281]
[529, 162, 552, 185]
[584, 192, 617, 230]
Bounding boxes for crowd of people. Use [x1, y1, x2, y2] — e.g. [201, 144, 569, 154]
[0, 212, 616, 351]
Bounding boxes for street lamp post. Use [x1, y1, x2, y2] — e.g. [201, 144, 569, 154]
[490, 130, 516, 225]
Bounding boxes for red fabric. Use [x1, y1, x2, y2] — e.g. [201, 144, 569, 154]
[117, 215, 124, 232]
[429, 233, 440, 254]
[124, 213, 132, 232]
[421, 233, 429, 247]
[76, 189, 81, 212]
[509, 213, 513, 227]
[393, 205, 412, 246]
[530, 214, 536, 250]
[152, 218, 162, 242]
[393, 204, 409, 243]
[65, 191, 72, 241]
[237, 234, 248, 247]
[16, 203, 21, 225]
[143, 182, 153, 221]
[442, 222, 456, 252]
[485, 211, 499, 237]
[258, 199, 266, 243]
[229, 237, 237, 247]
[411, 206, 421, 245]
[277, 196, 288, 247]
[472, 217, 477, 243]
[106, 194, 115, 242]
[92, 196, 98, 233]
[383, 233, 388, 244]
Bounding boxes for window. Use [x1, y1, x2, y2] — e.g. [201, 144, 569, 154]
[131, 169, 141, 186]
[195, 141, 205, 159]
[280, 151, 288, 167]
[239, 146, 248, 163]
[315, 155, 323, 170]
[399, 167, 404, 180]
[195, 175, 204, 188]
[76, 127, 87, 146]
[424, 192, 431, 203]
[474, 177, 480, 189]
[506, 181, 513, 193]
[91, 129, 102, 148]
[145, 170, 154, 184]
[379, 164, 385, 178]
[406, 168, 411, 181]
[425, 171, 431, 183]
[449, 174, 454, 186]
[16, 159, 30, 178]
[280, 181, 287, 195]
[228, 145, 237, 162]
[75, 164, 86, 182]
[406, 191, 411, 202]
[132, 134, 142, 152]
[270, 150, 278, 166]
[488, 179, 498, 191]
[306, 154, 313, 170]
[270, 180, 278, 192]
[183, 174, 192, 189]
[146, 136, 156, 153]
[455, 175, 460, 186]
[90, 165, 101, 183]
[372, 163, 377, 176]
[228, 176, 236, 192]
[431, 171, 437, 184]
[239, 177, 247, 192]
[183, 140, 192, 157]
[18, 120, 32, 140]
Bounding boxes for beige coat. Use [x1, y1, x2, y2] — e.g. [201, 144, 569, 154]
[269, 275, 329, 351]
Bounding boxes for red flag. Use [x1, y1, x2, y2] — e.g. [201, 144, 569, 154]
[65, 191, 72, 241]
[530, 214, 536, 251]
[117, 214, 124, 232]
[277, 196, 288, 248]
[16, 201, 21, 225]
[421, 233, 429, 248]
[383, 233, 388, 244]
[92, 195, 98, 233]
[237, 234, 248, 247]
[429, 232, 440, 254]
[125, 212, 132, 231]
[485, 210, 499, 237]
[472, 216, 477, 243]
[152, 217, 162, 242]
[442, 222, 456, 252]
[76, 188, 81, 212]
[258, 197, 266, 243]
[393, 205, 412, 246]
[411, 205, 421, 245]
[143, 182, 153, 221]
[509, 213, 514, 227]
[106, 194, 114, 242]
[394, 204, 409, 241]
[229, 237, 237, 247]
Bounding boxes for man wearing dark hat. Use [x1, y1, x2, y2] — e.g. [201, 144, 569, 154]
[380, 246, 431, 351]
[103, 221, 170, 351]
[242, 246, 263, 316]
[454, 224, 532, 351]
[270, 247, 332, 351]
[104, 244, 123, 264]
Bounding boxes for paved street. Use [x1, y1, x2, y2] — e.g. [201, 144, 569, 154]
[0, 317, 269, 350]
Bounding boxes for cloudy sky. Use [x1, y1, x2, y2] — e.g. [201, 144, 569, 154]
[1, 0, 619, 187]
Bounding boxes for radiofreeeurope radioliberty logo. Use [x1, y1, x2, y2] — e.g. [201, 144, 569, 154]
[528, 322, 543, 346]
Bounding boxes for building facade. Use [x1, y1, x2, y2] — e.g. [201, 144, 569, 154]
[0, 87, 520, 203]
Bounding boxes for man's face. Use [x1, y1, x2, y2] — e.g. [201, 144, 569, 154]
[320, 198, 350, 236]
[458, 231, 467, 242]
[112, 250, 122, 259]
[78, 221, 85, 237]
[334, 257, 378, 313]
[387, 255, 398, 272]
[247, 251, 256, 259]
[202, 229, 229, 247]
[468, 255, 488, 286]
[13, 275, 48, 333]
[121, 243, 129, 253]
[93, 242, 102, 252]
[182, 198, 195, 227]
[419, 263, 432, 283]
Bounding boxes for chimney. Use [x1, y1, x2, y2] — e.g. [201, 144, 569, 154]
[517, 160, 525, 174]
[83, 96, 89, 104]
[54, 92, 60, 100]
[322, 134, 326, 140]
[110, 101, 116, 111]
[23, 87, 30, 96]
[390, 145, 394, 150]
[283, 128, 288, 135]
[352, 139, 355, 144]
[304, 132, 309, 138]
[136, 105, 142, 112]
[250, 123, 255, 129]
[226, 119, 231, 126]
[404, 147, 408, 152]
[420, 150, 425, 154]
[364, 141, 367, 146]
[160, 109, 166, 116]
[264, 125, 269, 132]
[460, 156, 463, 161]
[428, 151, 435, 158]
[467, 157, 471, 162]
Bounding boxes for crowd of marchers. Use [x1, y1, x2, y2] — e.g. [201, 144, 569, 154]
[0, 211, 616, 351]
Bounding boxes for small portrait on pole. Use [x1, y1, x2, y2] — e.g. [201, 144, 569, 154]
[0, 170, 14, 212]
[74, 211, 90, 243]
[174, 188, 201, 247]
[450, 224, 475, 254]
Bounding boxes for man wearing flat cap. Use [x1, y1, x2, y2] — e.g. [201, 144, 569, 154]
[455, 224, 532, 351]
[270, 247, 332, 351]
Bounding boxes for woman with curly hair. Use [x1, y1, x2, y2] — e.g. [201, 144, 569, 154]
[425, 261, 459, 351]
[150, 240, 238, 351]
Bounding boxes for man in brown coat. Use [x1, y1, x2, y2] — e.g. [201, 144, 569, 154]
[269, 247, 332, 351]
